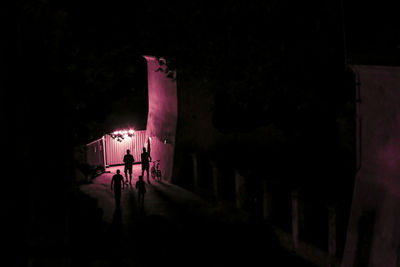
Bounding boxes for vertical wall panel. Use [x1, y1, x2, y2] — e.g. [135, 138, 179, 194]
[86, 138, 105, 168]
[105, 130, 146, 166]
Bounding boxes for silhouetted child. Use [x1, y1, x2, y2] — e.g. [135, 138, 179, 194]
[111, 169, 125, 208]
[135, 175, 146, 208]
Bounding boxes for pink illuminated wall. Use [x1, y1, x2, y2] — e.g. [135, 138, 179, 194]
[342, 65, 400, 267]
[143, 56, 177, 182]
[105, 130, 146, 166]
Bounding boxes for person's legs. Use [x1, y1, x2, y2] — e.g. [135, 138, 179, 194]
[145, 167, 150, 183]
[138, 192, 144, 207]
[129, 168, 132, 184]
[124, 167, 128, 183]
[140, 192, 144, 207]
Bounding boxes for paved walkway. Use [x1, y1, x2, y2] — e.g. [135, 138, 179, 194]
[66, 165, 316, 267]
[79, 165, 231, 237]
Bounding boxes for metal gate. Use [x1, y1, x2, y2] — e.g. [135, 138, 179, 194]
[104, 130, 146, 166]
[86, 138, 105, 168]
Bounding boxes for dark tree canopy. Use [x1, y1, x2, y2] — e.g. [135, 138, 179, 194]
[5, 0, 398, 146]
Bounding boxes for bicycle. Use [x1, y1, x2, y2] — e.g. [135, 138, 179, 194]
[151, 160, 162, 182]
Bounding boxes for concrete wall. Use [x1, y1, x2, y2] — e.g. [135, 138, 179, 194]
[143, 56, 177, 182]
[172, 73, 287, 186]
[342, 65, 400, 267]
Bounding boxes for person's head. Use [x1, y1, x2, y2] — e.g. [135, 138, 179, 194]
[139, 175, 143, 180]
[117, 169, 120, 174]
[143, 147, 146, 152]
[126, 149, 130, 154]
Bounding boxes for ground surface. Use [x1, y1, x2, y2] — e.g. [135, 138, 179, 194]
[25, 165, 317, 267]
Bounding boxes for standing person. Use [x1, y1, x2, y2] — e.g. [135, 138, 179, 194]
[141, 147, 152, 184]
[123, 149, 135, 184]
[135, 175, 146, 208]
[111, 169, 125, 208]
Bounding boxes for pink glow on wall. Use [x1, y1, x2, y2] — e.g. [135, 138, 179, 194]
[105, 130, 146, 166]
[143, 55, 177, 182]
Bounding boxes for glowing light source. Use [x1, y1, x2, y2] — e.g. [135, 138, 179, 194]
[110, 128, 135, 142]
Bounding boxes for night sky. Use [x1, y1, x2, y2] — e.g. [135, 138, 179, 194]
[4, 0, 399, 145]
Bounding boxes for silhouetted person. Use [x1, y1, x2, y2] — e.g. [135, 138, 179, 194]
[135, 175, 146, 208]
[111, 169, 125, 208]
[123, 149, 135, 184]
[141, 147, 152, 183]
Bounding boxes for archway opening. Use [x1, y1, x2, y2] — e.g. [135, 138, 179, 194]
[83, 55, 178, 183]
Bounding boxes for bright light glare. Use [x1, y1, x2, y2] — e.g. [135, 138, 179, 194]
[111, 129, 135, 140]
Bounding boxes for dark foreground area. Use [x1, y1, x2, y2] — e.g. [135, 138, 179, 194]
[21, 192, 315, 266]
[14, 166, 317, 267]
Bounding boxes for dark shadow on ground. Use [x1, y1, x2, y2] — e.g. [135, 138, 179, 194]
[24, 186, 318, 267]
